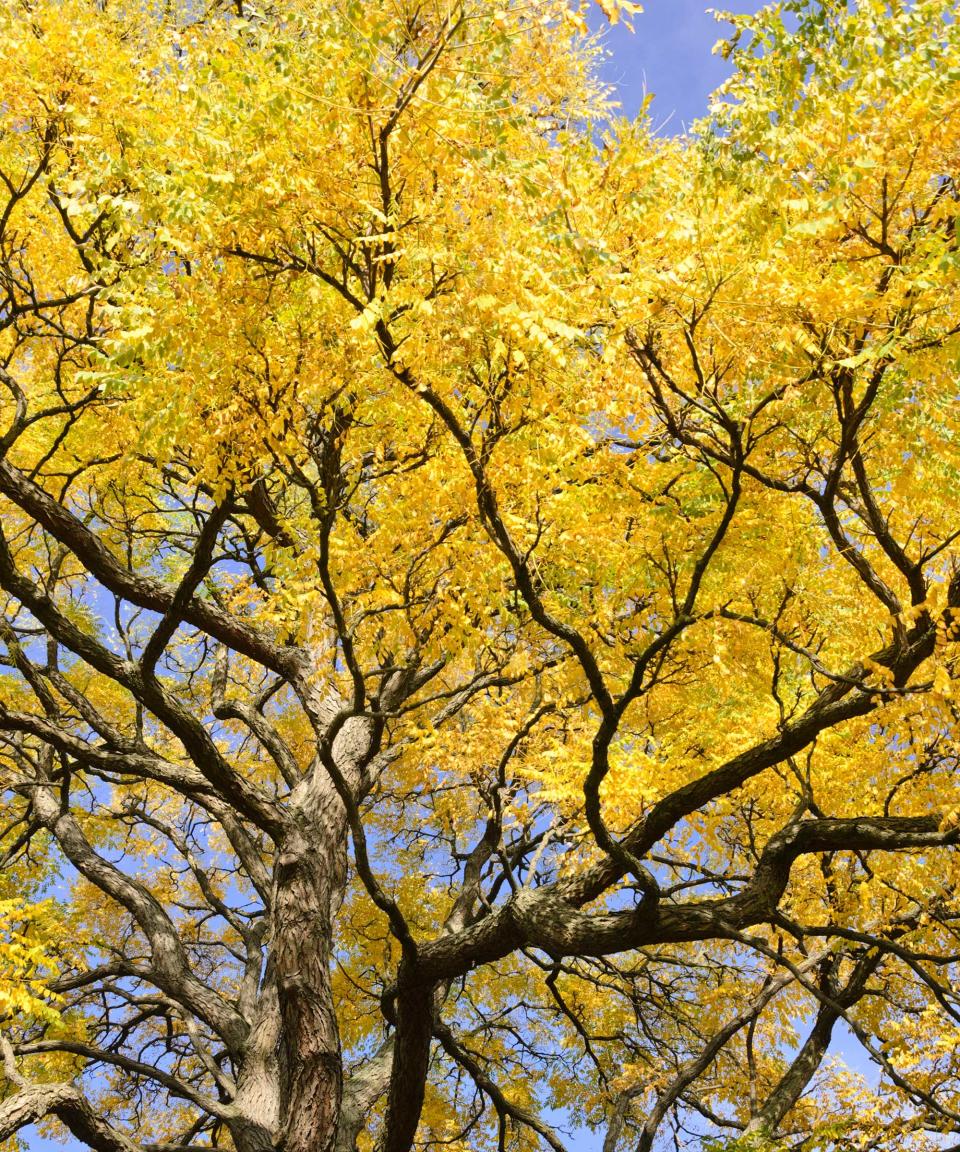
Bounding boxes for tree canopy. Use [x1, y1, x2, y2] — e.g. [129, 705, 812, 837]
[1, 0, 960, 1149]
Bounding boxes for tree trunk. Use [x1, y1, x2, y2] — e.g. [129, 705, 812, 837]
[227, 693, 385, 1152]
[272, 813, 346, 1152]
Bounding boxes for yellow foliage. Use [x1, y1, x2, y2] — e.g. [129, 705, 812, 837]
[0, 0, 959, 1149]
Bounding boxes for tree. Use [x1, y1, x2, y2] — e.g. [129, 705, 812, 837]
[0, 0, 959, 1148]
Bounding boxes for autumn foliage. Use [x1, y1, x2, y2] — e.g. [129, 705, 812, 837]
[1, 0, 960, 1149]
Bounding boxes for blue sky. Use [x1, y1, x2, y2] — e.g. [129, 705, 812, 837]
[597, 0, 764, 128]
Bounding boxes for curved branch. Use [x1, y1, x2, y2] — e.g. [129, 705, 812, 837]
[432, 1020, 569, 1152]
[0, 457, 302, 678]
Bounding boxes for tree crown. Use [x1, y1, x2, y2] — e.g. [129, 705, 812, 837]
[1, 1, 960, 1150]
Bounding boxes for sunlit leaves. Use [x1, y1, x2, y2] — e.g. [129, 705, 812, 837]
[0, 0, 959, 1149]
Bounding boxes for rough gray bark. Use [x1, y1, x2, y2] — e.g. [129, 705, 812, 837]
[0, 1081, 140, 1152]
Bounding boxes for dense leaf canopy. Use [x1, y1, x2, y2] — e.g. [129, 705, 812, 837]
[1, 1, 960, 1150]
